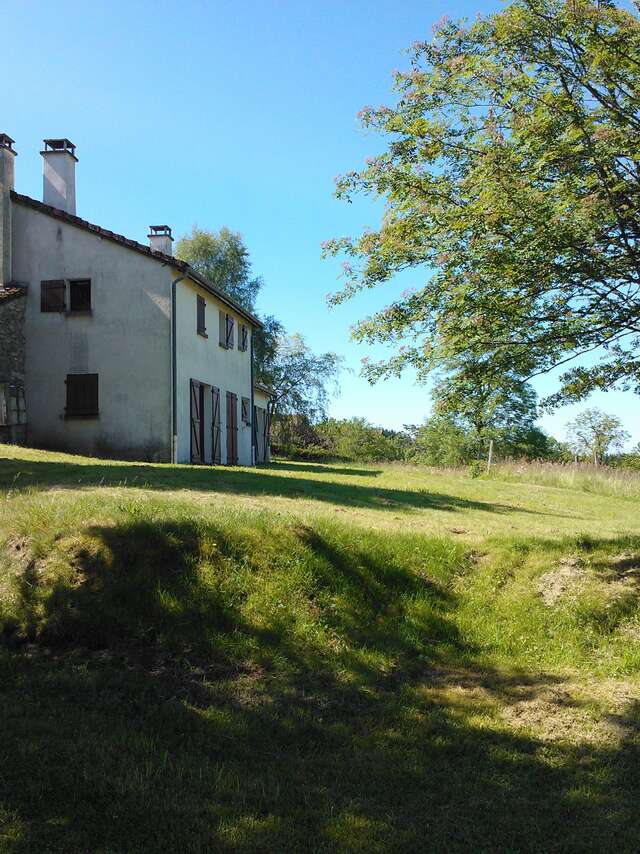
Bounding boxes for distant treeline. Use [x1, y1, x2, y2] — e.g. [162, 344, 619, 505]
[271, 415, 640, 469]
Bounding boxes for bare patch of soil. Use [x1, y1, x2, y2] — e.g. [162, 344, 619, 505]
[538, 556, 586, 605]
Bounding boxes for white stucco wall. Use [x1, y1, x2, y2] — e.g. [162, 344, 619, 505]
[12, 202, 173, 460]
[175, 278, 254, 465]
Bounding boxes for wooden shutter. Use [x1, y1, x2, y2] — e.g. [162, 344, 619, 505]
[226, 391, 238, 465]
[211, 386, 221, 464]
[252, 404, 258, 462]
[226, 314, 234, 349]
[219, 311, 226, 347]
[66, 374, 98, 416]
[197, 295, 206, 336]
[240, 324, 248, 351]
[263, 406, 270, 461]
[41, 280, 66, 312]
[190, 379, 204, 463]
[241, 397, 250, 424]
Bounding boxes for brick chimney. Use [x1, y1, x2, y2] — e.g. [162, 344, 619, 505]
[41, 138, 77, 214]
[148, 225, 173, 256]
[0, 134, 17, 286]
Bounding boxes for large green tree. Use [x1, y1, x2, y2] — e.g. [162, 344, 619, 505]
[325, 0, 640, 406]
[566, 406, 630, 462]
[431, 359, 538, 444]
[176, 226, 262, 312]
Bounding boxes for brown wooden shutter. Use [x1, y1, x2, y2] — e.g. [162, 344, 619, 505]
[219, 310, 226, 347]
[211, 386, 221, 464]
[226, 314, 234, 349]
[226, 391, 238, 465]
[252, 405, 258, 462]
[240, 324, 248, 351]
[66, 374, 98, 416]
[41, 280, 66, 312]
[190, 379, 204, 463]
[197, 295, 206, 335]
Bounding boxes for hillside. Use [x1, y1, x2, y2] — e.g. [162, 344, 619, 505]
[1, 446, 639, 852]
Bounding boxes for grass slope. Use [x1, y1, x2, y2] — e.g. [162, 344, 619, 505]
[0, 446, 639, 853]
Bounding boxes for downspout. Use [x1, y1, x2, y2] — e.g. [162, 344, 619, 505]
[171, 275, 187, 463]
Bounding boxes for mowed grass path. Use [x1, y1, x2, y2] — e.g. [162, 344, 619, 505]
[0, 445, 639, 853]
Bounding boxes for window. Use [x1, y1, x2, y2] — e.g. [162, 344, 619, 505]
[41, 279, 92, 313]
[65, 374, 99, 417]
[239, 323, 248, 351]
[241, 396, 250, 424]
[219, 311, 234, 349]
[41, 280, 66, 312]
[197, 294, 207, 336]
[69, 279, 91, 313]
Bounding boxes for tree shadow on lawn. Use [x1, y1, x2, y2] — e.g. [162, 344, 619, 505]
[0, 455, 560, 518]
[1, 519, 639, 852]
[264, 461, 384, 477]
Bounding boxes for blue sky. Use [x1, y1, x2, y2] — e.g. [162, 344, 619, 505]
[2, 0, 638, 447]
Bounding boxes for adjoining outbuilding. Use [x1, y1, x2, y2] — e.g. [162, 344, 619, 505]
[0, 133, 269, 465]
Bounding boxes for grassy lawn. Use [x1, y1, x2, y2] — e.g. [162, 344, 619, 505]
[0, 445, 639, 852]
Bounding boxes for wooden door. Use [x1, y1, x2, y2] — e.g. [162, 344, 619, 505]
[211, 386, 221, 464]
[190, 379, 205, 464]
[226, 391, 238, 465]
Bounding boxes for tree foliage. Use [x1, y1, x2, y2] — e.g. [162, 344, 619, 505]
[176, 226, 262, 312]
[432, 359, 538, 440]
[565, 406, 630, 461]
[261, 333, 343, 425]
[325, 0, 640, 407]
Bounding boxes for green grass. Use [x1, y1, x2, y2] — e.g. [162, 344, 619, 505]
[0, 446, 639, 852]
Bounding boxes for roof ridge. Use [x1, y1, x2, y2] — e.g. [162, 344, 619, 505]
[10, 191, 261, 327]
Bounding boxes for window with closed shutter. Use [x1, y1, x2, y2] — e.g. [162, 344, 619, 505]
[239, 324, 248, 351]
[219, 310, 226, 347]
[241, 396, 250, 424]
[69, 279, 91, 312]
[41, 280, 66, 312]
[197, 295, 207, 336]
[66, 374, 99, 416]
[225, 314, 234, 349]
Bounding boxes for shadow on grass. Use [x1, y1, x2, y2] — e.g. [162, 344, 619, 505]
[1, 520, 639, 851]
[266, 461, 384, 477]
[0, 455, 557, 518]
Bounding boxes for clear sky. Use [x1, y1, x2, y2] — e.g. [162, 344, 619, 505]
[2, 0, 638, 447]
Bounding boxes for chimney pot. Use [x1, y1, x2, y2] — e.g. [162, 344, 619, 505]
[41, 137, 77, 214]
[148, 225, 173, 256]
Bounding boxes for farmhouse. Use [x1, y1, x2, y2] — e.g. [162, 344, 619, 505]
[0, 134, 271, 465]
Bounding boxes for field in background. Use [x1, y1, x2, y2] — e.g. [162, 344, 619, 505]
[0, 445, 639, 852]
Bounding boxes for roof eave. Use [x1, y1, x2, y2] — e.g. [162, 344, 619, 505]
[11, 191, 262, 328]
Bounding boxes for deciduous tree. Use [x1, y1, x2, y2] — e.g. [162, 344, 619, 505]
[325, 0, 640, 407]
[566, 407, 630, 462]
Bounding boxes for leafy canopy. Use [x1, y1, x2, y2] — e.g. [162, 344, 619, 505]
[431, 358, 539, 439]
[176, 225, 262, 313]
[325, 0, 640, 407]
[565, 406, 630, 461]
[260, 333, 343, 422]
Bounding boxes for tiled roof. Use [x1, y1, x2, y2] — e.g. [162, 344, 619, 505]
[0, 285, 27, 304]
[10, 191, 261, 327]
